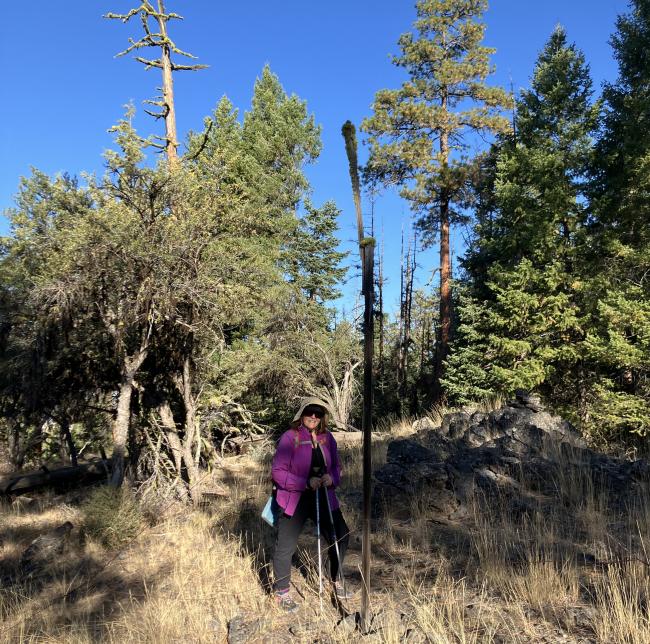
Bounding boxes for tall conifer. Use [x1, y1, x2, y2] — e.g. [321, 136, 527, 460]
[362, 0, 512, 401]
[586, 0, 650, 439]
[444, 27, 598, 408]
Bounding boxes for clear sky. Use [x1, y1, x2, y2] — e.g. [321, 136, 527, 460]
[0, 1, 630, 316]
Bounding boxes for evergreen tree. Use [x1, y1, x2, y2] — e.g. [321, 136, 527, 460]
[585, 0, 650, 440]
[362, 0, 512, 401]
[441, 287, 493, 405]
[285, 200, 347, 304]
[0, 172, 112, 468]
[444, 27, 598, 410]
[0, 66, 331, 489]
[242, 65, 321, 226]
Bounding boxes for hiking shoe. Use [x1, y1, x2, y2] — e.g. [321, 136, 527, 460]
[275, 591, 299, 613]
[333, 581, 353, 600]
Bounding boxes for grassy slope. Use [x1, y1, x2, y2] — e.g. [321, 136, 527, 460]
[1, 415, 649, 643]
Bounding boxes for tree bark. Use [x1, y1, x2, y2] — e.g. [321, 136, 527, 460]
[156, 0, 179, 164]
[110, 350, 148, 487]
[60, 418, 78, 467]
[378, 233, 385, 388]
[342, 120, 374, 629]
[361, 242, 375, 630]
[397, 224, 406, 407]
[174, 356, 202, 504]
[433, 108, 452, 403]
[2, 459, 110, 496]
[158, 400, 183, 476]
[7, 419, 25, 469]
[110, 379, 134, 487]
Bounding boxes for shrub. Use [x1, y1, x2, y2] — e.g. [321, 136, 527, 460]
[82, 485, 144, 549]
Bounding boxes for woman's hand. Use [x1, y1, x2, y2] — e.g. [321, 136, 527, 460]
[309, 476, 321, 490]
[321, 473, 333, 488]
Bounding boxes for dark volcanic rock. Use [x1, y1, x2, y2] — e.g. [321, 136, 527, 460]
[373, 397, 648, 522]
[373, 440, 458, 519]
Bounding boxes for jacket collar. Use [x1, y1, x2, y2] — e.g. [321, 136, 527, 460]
[297, 425, 328, 445]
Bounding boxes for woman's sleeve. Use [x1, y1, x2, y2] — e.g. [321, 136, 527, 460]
[330, 434, 342, 488]
[272, 431, 308, 492]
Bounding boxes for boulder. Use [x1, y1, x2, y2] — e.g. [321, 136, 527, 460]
[373, 398, 648, 522]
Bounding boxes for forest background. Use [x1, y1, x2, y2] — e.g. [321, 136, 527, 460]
[1, 0, 648, 501]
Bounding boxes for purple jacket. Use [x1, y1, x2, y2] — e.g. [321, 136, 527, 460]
[271, 425, 342, 517]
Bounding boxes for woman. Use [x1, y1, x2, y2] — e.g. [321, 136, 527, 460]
[271, 397, 351, 612]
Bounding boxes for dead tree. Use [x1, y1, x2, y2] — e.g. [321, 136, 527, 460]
[397, 225, 417, 412]
[377, 226, 385, 389]
[104, 2, 206, 489]
[342, 120, 374, 632]
[105, 1, 207, 163]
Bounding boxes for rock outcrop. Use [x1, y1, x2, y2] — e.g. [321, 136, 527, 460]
[373, 392, 650, 522]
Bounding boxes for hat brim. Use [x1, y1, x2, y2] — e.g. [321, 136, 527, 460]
[292, 397, 332, 422]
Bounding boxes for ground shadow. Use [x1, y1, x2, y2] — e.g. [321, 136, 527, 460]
[0, 495, 174, 641]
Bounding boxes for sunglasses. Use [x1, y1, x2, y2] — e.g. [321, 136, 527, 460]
[303, 406, 325, 419]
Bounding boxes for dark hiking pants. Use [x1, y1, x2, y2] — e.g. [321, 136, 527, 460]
[272, 489, 350, 593]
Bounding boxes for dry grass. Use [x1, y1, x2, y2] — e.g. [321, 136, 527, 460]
[1, 414, 650, 642]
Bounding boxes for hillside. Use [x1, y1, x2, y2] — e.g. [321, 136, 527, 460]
[1, 402, 649, 643]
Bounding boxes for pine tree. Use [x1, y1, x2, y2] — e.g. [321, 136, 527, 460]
[362, 0, 512, 402]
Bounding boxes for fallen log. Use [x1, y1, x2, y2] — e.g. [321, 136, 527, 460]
[0, 458, 111, 497]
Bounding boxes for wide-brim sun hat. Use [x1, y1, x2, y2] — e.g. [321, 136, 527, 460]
[292, 396, 332, 422]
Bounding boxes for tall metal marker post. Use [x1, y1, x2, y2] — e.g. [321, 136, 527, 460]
[342, 121, 374, 631]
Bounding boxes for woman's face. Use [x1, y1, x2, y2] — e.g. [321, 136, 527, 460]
[301, 405, 325, 432]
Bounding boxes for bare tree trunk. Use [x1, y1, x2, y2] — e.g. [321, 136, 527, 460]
[156, 400, 189, 502]
[397, 224, 406, 406]
[32, 420, 45, 463]
[434, 195, 451, 400]
[111, 349, 148, 487]
[156, 0, 178, 164]
[158, 400, 183, 475]
[378, 230, 385, 389]
[360, 242, 374, 629]
[405, 232, 417, 413]
[7, 419, 25, 470]
[111, 379, 133, 487]
[174, 356, 202, 504]
[433, 105, 452, 403]
[398, 228, 416, 412]
[60, 418, 78, 467]
[342, 121, 375, 629]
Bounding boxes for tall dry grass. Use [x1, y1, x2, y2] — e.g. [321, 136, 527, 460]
[1, 412, 649, 642]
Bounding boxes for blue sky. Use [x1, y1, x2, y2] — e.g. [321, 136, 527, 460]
[1, 1, 630, 316]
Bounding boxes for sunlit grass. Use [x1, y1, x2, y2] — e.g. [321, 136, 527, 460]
[1, 411, 649, 642]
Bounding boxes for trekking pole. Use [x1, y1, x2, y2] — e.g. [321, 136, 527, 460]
[323, 488, 346, 595]
[317, 444, 347, 595]
[315, 485, 323, 612]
